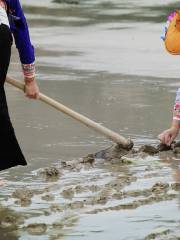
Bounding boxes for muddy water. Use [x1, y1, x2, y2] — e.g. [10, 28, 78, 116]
[0, 0, 180, 239]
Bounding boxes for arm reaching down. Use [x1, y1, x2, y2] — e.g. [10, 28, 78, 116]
[158, 88, 180, 145]
[8, 0, 39, 99]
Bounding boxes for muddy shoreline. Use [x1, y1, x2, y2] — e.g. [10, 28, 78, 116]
[0, 142, 179, 239]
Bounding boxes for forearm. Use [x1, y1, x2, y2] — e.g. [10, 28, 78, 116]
[171, 119, 180, 130]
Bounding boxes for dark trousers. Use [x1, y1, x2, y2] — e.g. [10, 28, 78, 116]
[0, 24, 27, 171]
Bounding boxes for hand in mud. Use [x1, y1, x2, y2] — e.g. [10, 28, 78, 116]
[158, 127, 179, 146]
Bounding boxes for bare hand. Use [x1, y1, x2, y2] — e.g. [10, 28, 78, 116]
[24, 77, 40, 99]
[158, 127, 179, 146]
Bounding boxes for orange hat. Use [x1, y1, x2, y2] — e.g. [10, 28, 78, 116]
[165, 11, 180, 55]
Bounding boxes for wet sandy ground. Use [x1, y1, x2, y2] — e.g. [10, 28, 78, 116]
[0, 0, 180, 239]
[0, 143, 180, 239]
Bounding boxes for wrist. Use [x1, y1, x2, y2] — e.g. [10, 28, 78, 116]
[24, 77, 36, 85]
[22, 62, 35, 80]
[171, 119, 180, 131]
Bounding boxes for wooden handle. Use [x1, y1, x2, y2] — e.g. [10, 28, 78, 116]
[6, 76, 133, 149]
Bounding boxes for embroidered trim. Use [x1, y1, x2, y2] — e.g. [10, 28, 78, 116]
[173, 116, 180, 121]
[161, 12, 176, 41]
[22, 62, 35, 79]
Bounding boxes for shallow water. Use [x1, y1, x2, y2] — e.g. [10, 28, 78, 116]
[0, 0, 180, 239]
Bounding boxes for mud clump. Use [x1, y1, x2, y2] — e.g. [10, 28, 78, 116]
[87, 192, 177, 214]
[144, 229, 171, 240]
[50, 204, 64, 213]
[171, 182, 180, 191]
[91, 188, 112, 205]
[173, 147, 180, 154]
[88, 185, 101, 193]
[126, 189, 152, 198]
[152, 182, 170, 194]
[67, 201, 84, 209]
[112, 192, 124, 200]
[40, 167, 61, 181]
[95, 144, 132, 161]
[138, 145, 158, 155]
[52, 221, 64, 229]
[0, 208, 24, 232]
[26, 223, 47, 235]
[12, 189, 34, 206]
[157, 143, 172, 152]
[41, 194, 55, 201]
[12, 189, 34, 199]
[0, 215, 20, 231]
[61, 160, 82, 171]
[106, 175, 136, 192]
[15, 198, 32, 207]
[82, 154, 95, 164]
[95, 196, 108, 205]
[61, 188, 74, 199]
[74, 185, 88, 194]
[90, 140, 180, 162]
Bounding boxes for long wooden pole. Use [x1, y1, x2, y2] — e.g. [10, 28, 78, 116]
[6, 76, 133, 149]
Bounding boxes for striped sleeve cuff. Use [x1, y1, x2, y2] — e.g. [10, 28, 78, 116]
[173, 88, 180, 121]
[173, 116, 180, 121]
[22, 62, 35, 79]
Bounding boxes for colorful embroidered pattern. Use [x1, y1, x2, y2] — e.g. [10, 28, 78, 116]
[173, 88, 180, 121]
[161, 12, 176, 41]
[22, 62, 35, 79]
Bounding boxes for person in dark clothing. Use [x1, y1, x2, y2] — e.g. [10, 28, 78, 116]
[0, 0, 39, 185]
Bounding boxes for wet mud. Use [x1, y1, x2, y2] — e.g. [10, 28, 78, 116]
[0, 141, 179, 239]
[0, 208, 24, 239]
[25, 223, 48, 235]
[93, 141, 180, 161]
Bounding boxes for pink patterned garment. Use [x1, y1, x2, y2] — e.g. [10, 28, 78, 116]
[168, 12, 176, 22]
[161, 12, 177, 41]
[174, 88, 180, 121]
